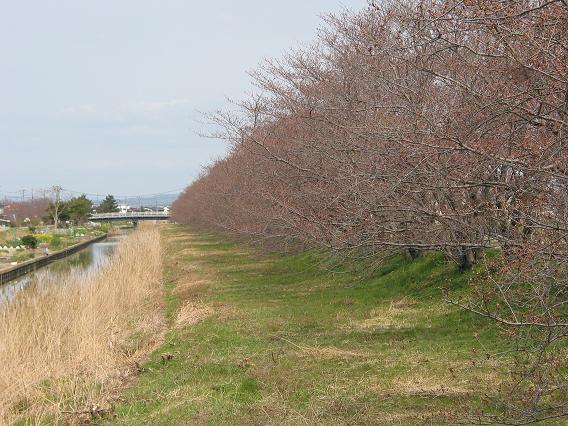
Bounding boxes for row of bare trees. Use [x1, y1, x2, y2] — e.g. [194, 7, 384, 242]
[2, 199, 50, 226]
[174, 1, 567, 422]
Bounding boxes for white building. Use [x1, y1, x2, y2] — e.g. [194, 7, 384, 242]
[118, 205, 131, 214]
[0, 204, 9, 228]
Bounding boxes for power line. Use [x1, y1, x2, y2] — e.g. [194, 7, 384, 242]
[1, 187, 184, 202]
[61, 187, 185, 199]
[0, 187, 51, 202]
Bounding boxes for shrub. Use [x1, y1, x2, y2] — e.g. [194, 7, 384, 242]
[49, 235, 62, 250]
[21, 235, 38, 249]
[8, 239, 23, 248]
[35, 234, 52, 244]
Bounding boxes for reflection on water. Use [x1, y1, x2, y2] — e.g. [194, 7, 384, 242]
[0, 236, 123, 302]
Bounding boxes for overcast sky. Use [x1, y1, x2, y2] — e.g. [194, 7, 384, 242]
[0, 0, 366, 199]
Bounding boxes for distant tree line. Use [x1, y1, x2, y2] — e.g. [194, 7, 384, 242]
[3, 194, 120, 227]
[2, 199, 50, 226]
[44, 194, 93, 225]
[173, 0, 568, 422]
[43, 194, 118, 226]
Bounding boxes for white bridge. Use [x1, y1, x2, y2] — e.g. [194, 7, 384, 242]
[89, 211, 171, 222]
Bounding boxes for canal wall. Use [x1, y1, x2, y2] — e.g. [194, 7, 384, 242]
[0, 234, 108, 286]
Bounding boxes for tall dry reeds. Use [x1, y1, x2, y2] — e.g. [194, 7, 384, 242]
[0, 224, 164, 424]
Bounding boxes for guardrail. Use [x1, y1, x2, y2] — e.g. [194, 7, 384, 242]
[0, 234, 107, 286]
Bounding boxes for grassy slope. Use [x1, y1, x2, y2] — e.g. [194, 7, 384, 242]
[106, 225, 507, 425]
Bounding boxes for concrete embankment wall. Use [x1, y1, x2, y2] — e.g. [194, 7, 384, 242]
[0, 234, 107, 286]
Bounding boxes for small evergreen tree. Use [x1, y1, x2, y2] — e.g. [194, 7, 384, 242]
[67, 195, 93, 224]
[97, 195, 119, 213]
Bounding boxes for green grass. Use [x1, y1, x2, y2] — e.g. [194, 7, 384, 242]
[104, 226, 508, 425]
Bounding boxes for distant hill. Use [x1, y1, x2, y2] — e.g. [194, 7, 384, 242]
[112, 193, 180, 208]
[2, 192, 181, 209]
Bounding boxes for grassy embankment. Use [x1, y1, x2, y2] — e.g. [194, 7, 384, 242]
[0, 224, 164, 425]
[106, 225, 511, 425]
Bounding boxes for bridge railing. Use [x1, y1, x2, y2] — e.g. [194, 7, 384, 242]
[90, 211, 171, 220]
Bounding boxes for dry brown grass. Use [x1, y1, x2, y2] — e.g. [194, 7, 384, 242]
[175, 301, 213, 327]
[348, 297, 451, 331]
[0, 224, 165, 424]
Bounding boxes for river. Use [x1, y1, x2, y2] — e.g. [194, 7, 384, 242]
[0, 235, 123, 302]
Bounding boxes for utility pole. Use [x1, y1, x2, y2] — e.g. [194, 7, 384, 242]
[52, 185, 63, 229]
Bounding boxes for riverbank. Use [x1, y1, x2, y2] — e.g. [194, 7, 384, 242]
[4, 225, 561, 424]
[0, 234, 107, 286]
[0, 226, 109, 272]
[101, 226, 511, 425]
[0, 224, 164, 425]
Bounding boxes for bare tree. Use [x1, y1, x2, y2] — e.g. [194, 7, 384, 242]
[50, 185, 64, 229]
[172, 1, 568, 422]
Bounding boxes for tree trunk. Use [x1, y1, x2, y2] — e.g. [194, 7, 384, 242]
[458, 247, 477, 271]
[407, 248, 421, 260]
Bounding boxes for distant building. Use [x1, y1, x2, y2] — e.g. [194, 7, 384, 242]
[0, 204, 9, 228]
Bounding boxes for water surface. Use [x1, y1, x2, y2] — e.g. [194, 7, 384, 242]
[0, 236, 123, 302]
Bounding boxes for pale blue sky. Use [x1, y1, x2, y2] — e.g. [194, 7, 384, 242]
[0, 0, 366, 198]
